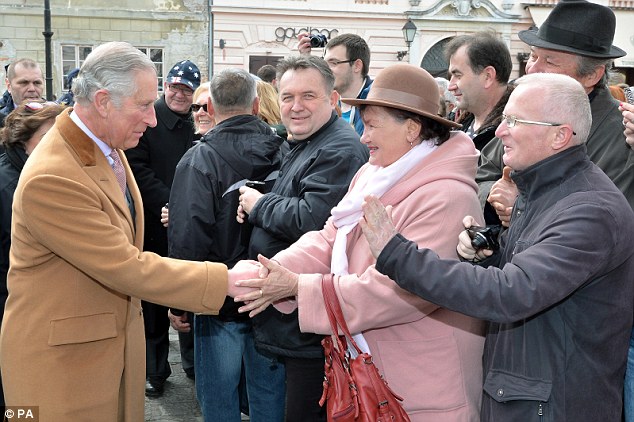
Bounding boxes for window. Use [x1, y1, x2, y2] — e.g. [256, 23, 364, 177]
[61, 45, 92, 90]
[60, 45, 164, 92]
[137, 47, 165, 91]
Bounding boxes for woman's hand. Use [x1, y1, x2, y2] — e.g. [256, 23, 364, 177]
[234, 255, 299, 318]
[359, 194, 397, 259]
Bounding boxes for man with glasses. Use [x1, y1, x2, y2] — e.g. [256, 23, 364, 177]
[299, 33, 372, 135]
[477, 0, 634, 227]
[126, 59, 201, 397]
[360, 72, 634, 421]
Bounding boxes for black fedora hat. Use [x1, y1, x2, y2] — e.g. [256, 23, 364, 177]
[518, 0, 625, 59]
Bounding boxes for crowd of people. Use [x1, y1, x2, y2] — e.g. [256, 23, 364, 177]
[1, 0, 634, 421]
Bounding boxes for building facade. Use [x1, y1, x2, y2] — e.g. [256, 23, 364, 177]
[0, 0, 632, 99]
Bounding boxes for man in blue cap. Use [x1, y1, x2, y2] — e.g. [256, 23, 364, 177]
[126, 59, 201, 397]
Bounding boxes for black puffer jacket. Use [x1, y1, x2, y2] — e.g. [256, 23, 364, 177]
[168, 114, 283, 320]
[249, 111, 368, 358]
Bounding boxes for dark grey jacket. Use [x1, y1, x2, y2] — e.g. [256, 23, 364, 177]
[249, 111, 368, 358]
[477, 85, 634, 211]
[377, 145, 634, 421]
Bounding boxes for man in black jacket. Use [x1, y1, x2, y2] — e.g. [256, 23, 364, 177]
[360, 73, 634, 421]
[237, 55, 368, 421]
[168, 68, 285, 421]
[126, 59, 200, 397]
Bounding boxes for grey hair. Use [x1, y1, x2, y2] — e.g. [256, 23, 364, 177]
[435, 76, 457, 105]
[514, 73, 591, 145]
[276, 55, 335, 93]
[575, 56, 613, 88]
[72, 41, 156, 107]
[209, 68, 257, 115]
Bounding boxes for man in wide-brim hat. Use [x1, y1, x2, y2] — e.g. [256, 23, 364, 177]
[478, 0, 634, 219]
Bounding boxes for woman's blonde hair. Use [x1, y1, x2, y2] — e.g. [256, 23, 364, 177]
[256, 80, 281, 125]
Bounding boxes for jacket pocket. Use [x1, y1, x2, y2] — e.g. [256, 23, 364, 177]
[483, 369, 552, 403]
[48, 312, 117, 346]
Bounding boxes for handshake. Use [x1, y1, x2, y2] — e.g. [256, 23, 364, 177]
[227, 255, 299, 318]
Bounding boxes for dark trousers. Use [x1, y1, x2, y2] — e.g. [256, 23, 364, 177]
[284, 356, 326, 422]
[178, 312, 195, 375]
[143, 301, 171, 382]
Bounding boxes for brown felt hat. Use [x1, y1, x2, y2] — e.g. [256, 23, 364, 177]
[342, 63, 460, 128]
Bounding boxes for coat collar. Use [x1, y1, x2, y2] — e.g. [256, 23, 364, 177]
[55, 110, 143, 241]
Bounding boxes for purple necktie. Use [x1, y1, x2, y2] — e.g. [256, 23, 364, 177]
[109, 149, 127, 196]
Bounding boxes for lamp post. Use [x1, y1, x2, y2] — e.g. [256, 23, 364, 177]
[402, 19, 417, 60]
[43, 0, 54, 100]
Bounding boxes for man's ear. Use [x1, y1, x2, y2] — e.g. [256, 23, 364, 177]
[329, 90, 339, 108]
[579, 64, 605, 91]
[252, 97, 260, 116]
[551, 125, 576, 151]
[93, 89, 111, 118]
[352, 58, 363, 75]
[482, 66, 497, 89]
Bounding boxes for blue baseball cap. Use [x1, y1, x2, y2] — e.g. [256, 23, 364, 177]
[166, 60, 201, 90]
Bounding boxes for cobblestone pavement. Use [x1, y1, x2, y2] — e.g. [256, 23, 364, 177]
[144, 328, 251, 422]
[144, 328, 203, 422]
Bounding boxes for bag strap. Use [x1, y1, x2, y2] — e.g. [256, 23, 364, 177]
[321, 274, 363, 356]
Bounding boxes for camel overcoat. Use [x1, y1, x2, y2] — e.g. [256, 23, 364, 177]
[0, 110, 228, 421]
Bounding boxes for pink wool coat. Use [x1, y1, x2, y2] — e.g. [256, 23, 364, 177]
[275, 132, 486, 421]
[0, 111, 229, 421]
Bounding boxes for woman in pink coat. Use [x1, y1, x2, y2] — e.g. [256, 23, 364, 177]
[236, 63, 486, 421]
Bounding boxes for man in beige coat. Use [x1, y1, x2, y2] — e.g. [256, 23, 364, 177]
[0, 41, 255, 421]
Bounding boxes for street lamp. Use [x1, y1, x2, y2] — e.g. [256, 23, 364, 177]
[399, 19, 417, 61]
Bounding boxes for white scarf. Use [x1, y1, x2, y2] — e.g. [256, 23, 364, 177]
[330, 140, 437, 354]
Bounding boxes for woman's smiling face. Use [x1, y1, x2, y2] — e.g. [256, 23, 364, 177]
[360, 105, 413, 168]
[193, 90, 214, 135]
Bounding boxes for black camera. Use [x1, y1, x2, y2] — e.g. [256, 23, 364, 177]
[467, 225, 502, 251]
[245, 180, 266, 193]
[309, 34, 328, 48]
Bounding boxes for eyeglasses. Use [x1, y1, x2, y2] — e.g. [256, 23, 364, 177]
[191, 103, 208, 113]
[326, 59, 355, 67]
[502, 113, 576, 135]
[25, 101, 58, 111]
[167, 84, 194, 97]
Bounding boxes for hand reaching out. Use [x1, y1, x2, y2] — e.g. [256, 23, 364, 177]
[359, 194, 397, 259]
[234, 255, 299, 318]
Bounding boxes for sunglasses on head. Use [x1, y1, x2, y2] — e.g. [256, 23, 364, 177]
[25, 101, 58, 111]
[191, 103, 208, 113]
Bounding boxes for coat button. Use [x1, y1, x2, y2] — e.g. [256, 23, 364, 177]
[497, 388, 504, 397]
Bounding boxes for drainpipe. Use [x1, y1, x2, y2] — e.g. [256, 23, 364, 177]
[208, 0, 214, 77]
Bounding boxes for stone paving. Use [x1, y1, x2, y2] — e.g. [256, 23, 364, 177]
[144, 328, 203, 422]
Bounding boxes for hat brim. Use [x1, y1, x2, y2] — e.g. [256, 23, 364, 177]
[342, 97, 461, 128]
[518, 29, 626, 59]
[167, 79, 200, 91]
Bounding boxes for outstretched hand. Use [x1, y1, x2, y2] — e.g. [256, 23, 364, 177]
[359, 194, 397, 259]
[227, 259, 263, 298]
[234, 255, 299, 318]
